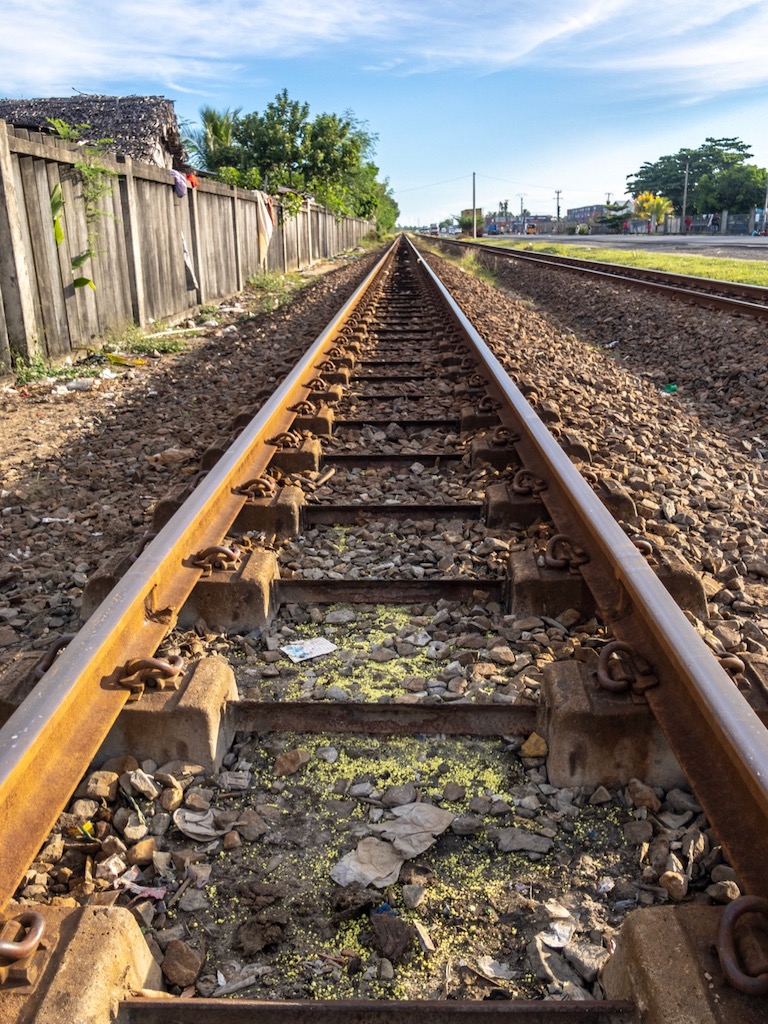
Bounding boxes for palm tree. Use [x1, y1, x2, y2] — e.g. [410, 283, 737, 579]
[633, 191, 674, 231]
[184, 106, 241, 171]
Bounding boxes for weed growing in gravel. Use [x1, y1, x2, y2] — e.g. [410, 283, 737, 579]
[244, 270, 309, 314]
[12, 354, 100, 385]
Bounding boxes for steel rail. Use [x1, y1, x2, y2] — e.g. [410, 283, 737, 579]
[0, 242, 399, 913]
[411, 236, 768, 898]
[119, 997, 638, 1023]
[435, 237, 768, 319]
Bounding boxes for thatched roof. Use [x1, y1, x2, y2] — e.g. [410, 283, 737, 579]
[0, 95, 187, 169]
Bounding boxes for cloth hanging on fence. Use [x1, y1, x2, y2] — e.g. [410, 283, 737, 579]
[255, 190, 274, 266]
[170, 169, 188, 199]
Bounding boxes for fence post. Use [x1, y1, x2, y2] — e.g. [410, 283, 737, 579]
[0, 122, 41, 361]
[305, 199, 312, 267]
[116, 154, 147, 325]
[231, 186, 243, 291]
[188, 186, 205, 303]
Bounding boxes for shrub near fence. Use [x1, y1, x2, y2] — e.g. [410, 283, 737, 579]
[0, 121, 372, 372]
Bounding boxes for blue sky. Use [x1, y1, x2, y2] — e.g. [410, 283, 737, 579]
[3, 1, 767, 225]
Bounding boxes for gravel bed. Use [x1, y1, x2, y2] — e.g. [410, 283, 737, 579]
[233, 601, 584, 705]
[14, 729, 733, 1002]
[323, 425, 469, 455]
[305, 463, 509, 506]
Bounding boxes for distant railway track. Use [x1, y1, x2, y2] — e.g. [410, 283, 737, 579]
[2, 235, 768, 1021]
[433, 237, 768, 319]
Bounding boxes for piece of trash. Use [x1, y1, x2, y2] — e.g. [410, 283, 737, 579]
[662, 383, 678, 394]
[370, 802, 455, 858]
[280, 637, 337, 663]
[173, 807, 230, 841]
[538, 918, 576, 948]
[105, 352, 146, 366]
[476, 955, 516, 979]
[414, 920, 437, 954]
[147, 447, 196, 466]
[330, 837, 404, 888]
[597, 876, 615, 894]
[604, 340, 619, 349]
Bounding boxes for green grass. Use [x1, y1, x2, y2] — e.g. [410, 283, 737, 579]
[12, 354, 98, 385]
[245, 270, 309, 314]
[484, 240, 768, 286]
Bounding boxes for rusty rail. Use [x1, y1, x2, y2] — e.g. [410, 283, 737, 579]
[119, 998, 638, 1023]
[0, 243, 398, 912]
[412, 236, 768, 898]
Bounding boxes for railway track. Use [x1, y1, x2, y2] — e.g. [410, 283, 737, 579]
[1, 235, 768, 1022]
[433, 238, 768, 319]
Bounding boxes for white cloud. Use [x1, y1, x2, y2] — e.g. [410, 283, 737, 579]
[1, 0, 766, 101]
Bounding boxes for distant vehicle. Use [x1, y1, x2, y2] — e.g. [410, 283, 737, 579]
[526, 224, 537, 235]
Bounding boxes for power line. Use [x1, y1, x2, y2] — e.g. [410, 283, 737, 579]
[393, 174, 471, 194]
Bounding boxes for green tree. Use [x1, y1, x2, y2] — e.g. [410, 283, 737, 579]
[627, 138, 759, 213]
[185, 106, 241, 171]
[598, 200, 632, 232]
[694, 163, 767, 215]
[235, 89, 310, 190]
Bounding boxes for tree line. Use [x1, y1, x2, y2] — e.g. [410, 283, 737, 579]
[184, 90, 399, 234]
[626, 137, 767, 217]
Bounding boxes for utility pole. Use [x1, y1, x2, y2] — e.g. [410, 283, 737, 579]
[681, 160, 690, 233]
[472, 172, 476, 239]
[555, 189, 562, 231]
[606, 193, 613, 204]
[517, 193, 526, 234]
[763, 179, 768, 233]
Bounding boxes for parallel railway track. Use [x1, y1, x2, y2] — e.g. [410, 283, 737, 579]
[1, 234, 768, 1021]
[434, 238, 768, 319]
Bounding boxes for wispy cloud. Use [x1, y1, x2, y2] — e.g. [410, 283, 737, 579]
[1, 0, 766, 102]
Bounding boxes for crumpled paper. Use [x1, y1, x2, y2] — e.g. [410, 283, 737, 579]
[330, 837, 404, 888]
[369, 802, 455, 858]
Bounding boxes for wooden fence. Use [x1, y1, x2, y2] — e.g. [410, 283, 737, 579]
[0, 121, 372, 372]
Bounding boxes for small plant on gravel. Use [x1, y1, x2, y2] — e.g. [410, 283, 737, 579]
[244, 270, 309, 314]
[12, 354, 100, 385]
[103, 321, 187, 355]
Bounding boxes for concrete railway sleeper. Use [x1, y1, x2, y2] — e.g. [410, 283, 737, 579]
[1, 235, 768, 1022]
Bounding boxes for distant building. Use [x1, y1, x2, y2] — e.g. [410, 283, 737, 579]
[0, 94, 187, 169]
[566, 204, 608, 225]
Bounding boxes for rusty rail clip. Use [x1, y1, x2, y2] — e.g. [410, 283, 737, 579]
[544, 534, 590, 573]
[315, 359, 337, 373]
[489, 425, 520, 447]
[118, 655, 186, 701]
[302, 378, 327, 392]
[181, 470, 210, 499]
[477, 395, 501, 413]
[287, 400, 316, 415]
[718, 895, 768, 996]
[511, 469, 547, 495]
[266, 431, 303, 450]
[596, 640, 659, 695]
[233, 476, 278, 499]
[191, 544, 243, 576]
[129, 532, 157, 565]
[717, 653, 749, 693]
[33, 634, 77, 681]
[0, 912, 46, 964]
